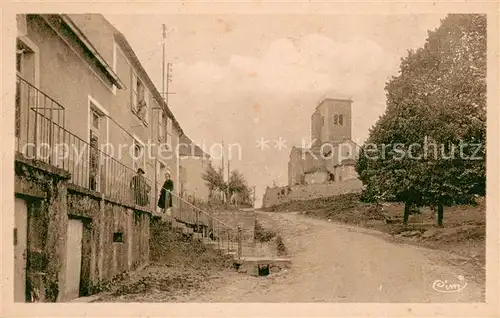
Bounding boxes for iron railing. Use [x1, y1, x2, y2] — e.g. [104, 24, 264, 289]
[15, 75, 66, 164]
[15, 75, 243, 257]
[168, 190, 242, 258]
[15, 76, 153, 206]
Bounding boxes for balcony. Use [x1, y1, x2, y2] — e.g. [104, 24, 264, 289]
[15, 75, 156, 210]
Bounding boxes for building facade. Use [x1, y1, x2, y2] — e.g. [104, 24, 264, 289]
[178, 135, 210, 202]
[14, 14, 183, 302]
[288, 96, 360, 187]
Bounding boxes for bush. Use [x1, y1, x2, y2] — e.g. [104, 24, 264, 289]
[254, 220, 276, 243]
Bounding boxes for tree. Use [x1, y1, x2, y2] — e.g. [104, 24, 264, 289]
[356, 14, 486, 226]
[202, 161, 226, 199]
[228, 170, 252, 205]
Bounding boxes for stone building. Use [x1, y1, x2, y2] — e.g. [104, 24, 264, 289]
[288, 96, 360, 186]
[14, 14, 184, 302]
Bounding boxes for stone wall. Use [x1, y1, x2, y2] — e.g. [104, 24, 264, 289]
[14, 156, 150, 302]
[262, 179, 363, 208]
[15, 156, 71, 302]
[212, 210, 256, 243]
[66, 190, 150, 295]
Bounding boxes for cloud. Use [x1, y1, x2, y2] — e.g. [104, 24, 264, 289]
[174, 33, 398, 133]
[169, 34, 400, 201]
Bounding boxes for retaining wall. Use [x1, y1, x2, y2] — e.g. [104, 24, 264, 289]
[262, 179, 363, 208]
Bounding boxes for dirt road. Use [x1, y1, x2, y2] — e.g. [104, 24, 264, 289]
[180, 211, 484, 302]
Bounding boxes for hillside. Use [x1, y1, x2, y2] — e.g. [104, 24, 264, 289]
[263, 194, 485, 283]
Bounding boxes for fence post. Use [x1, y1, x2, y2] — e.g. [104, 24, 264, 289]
[237, 225, 242, 260]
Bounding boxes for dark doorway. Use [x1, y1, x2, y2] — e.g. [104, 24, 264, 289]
[258, 264, 270, 276]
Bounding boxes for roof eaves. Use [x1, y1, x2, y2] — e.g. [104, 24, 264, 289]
[179, 135, 210, 158]
[59, 14, 125, 89]
[315, 96, 353, 110]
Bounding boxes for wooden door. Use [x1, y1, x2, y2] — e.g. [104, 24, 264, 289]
[64, 218, 83, 301]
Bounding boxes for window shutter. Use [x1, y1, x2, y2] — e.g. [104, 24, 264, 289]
[130, 71, 136, 112]
[167, 117, 172, 135]
[158, 111, 164, 141]
[143, 90, 149, 124]
[157, 110, 161, 140]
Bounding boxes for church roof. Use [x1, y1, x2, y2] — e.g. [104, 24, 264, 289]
[304, 165, 330, 174]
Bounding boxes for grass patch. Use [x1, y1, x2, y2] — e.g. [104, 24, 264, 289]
[150, 220, 233, 271]
[254, 219, 277, 243]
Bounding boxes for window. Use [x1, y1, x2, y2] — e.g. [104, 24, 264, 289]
[131, 72, 148, 124]
[89, 129, 100, 191]
[16, 49, 23, 73]
[89, 105, 101, 191]
[91, 110, 100, 130]
[132, 138, 145, 171]
[166, 117, 172, 148]
[113, 232, 124, 243]
[333, 114, 339, 125]
[158, 111, 166, 142]
[332, 113, 344, 126]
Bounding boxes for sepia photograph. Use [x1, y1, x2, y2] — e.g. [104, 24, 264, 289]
[2, 1, 499, 317]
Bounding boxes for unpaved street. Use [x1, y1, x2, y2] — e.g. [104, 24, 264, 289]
[179, 211, 484, 302]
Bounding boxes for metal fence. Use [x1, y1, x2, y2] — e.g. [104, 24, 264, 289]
[168, 190, 242, 258]
[16, 75, 66, 164]
[15, 76, 155, 208]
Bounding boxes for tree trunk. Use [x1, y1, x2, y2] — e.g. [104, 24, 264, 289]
[437, 204, 444, 227]
[403, 203, 410, 225]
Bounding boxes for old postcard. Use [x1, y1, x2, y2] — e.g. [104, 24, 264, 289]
[1, 1, 499, 317]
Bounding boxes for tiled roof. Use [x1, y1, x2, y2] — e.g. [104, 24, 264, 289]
[304, 165, 330, 174]
[179, 135, 210, 158]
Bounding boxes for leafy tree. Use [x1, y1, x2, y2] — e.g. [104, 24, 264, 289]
[356, 14, 486, 226]
[228, 170, 252, 205]
[202, 161, 226, 198]
[228, 170, 246, 194]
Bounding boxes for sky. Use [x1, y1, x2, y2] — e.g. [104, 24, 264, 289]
[105, 14, 445, 207]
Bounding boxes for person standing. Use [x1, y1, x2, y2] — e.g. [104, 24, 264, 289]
[130, 168, 150, 207]
[158, 169, 174, 215]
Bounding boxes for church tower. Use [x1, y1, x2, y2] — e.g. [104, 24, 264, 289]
[311, 96, 352, 146]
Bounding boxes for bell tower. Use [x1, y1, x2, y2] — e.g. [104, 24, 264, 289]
[322, 97, 352, 142]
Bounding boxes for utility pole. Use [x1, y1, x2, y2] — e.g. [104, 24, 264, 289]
[161, 24, 166, 102]
[227, 159, 231, 203]
[166, 62, 172, 105]
[253, 186, 256, 207]
[160, 24, 175, 104]
[221, 140, 225, 202]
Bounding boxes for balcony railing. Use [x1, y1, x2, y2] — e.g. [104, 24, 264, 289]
[15, 76, 152, 206]
[15, 75, 243, 257]
[16, 75, 66, 164]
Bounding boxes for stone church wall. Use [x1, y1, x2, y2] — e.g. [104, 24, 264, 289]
[262, 179, 363, 208]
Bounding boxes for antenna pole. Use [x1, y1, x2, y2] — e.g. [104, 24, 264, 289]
[162, 24, 166, 102]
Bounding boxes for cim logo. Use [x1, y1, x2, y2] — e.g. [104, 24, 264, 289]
[432, 275, 467, 293]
